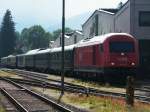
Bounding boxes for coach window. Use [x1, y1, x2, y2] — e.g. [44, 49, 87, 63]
[57, 53, 59, 59]
[99, 44, 103, 52]
[56, 53, 58, 59]
[54, 53, 56, 59]
[54, 54, 56, 59]
[65, 52, 67, 60]
[68, 52, 71, 60]
[52, 54, 54, 59]
[74, 35, 77, 44]
[65, 52, 68, 60]
[139, 11, 150, 26]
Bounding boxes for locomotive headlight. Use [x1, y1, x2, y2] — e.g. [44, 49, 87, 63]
[111, 62, 115, 66]
[131, 62, 135, 66]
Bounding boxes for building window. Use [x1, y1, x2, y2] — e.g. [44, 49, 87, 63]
[95, 14, 99, 36]
[89, 23, 95, 37]
[60, 37, 61, 46]
[139, 11, 150, 26]
[74, 35, 77, 44]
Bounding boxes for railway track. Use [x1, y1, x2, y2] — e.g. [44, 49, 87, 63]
[2, 68, 150, 104]
[0, 77, 85, 112]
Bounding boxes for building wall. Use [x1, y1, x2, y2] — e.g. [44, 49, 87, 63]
[82, 10, 114, 38]
[114, 1, 131, 33]
[65, 31, 84, 46]
[82, 11, 98, 38]
[50, 31, 84, 48]
[82, 0, 150, 40]
[51, 36, 61, 48]
[130, 0, 150, 39]
[98, 11, 114, 35]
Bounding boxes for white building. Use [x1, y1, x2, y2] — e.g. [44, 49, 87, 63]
[51, 30, 84, 48]
[82, 0, 150, 40]
[82, 9, 116, 38]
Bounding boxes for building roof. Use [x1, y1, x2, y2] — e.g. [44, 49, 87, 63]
[98, 9, 115, 15]
[35, 48, 51, 54]
[75, 30, 83, 35]
[25, 49, 41, 55]
[51, 44, 76, 53]
[101, 8, 118, 13]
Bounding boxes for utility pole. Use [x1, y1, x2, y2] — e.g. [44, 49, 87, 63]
[61, 0, 65, 95]
[126, 76, 134, 106]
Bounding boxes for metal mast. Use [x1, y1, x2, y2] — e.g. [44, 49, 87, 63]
[61, 0, 65, 95]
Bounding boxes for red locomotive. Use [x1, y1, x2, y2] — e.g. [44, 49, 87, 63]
[74, 33, 139, 80]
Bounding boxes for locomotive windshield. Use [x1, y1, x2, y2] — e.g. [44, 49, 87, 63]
[109, 41, 134, 53]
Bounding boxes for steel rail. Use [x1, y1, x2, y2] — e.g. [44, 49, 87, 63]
[3, 69, 150, 105]
[1, 77, 73, 112]
[1, 88, 28, 112]
[5, 76, 150, 105]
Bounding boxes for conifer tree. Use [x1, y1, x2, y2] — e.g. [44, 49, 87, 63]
[0, 9, 16, 57]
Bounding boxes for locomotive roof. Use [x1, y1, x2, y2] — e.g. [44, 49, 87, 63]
[76, 33, 134, 47]
[51, 44, 75, 53]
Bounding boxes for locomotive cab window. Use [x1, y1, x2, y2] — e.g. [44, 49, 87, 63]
[109, 41, 134, 53]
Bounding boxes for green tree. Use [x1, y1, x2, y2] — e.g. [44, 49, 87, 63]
[0, 31, 1, 57]
[52, 27, 73, 40]
[20, 28, 29, 51]
[28, 25, 48, 49]
[14, 31, 23, 54]
[21, 25, 52, 50]
[0, 9, 16, 57]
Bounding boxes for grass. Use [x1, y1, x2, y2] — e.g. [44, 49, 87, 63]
[0, 94, 6, 112]
[1, 70, 125, 93]
[72, 79, 125, 93]
[47, 73, 125, 93]
[0, 105, 6, 112]
[63, 93, 150, 112]
[0, 70, 22, 79]
[63, 93, 125, 112]
[32, 87, 150, 112]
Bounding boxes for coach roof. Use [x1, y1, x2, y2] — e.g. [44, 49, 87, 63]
[34, 48, 51, 54]
[51, 44, 75, 53]
[25, 49, 41, 55]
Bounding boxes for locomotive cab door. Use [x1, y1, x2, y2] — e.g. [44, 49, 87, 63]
[93, 46, 96, 65]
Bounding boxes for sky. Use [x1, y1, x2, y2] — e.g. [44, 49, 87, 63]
[0, 0, 128, 32]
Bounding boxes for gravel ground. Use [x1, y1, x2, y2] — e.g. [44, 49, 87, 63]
[0, 93, 18, 112]
[0, 80, 64, 112]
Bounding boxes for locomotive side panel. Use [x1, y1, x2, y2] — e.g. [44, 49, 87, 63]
[74, 44, 105, 73]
